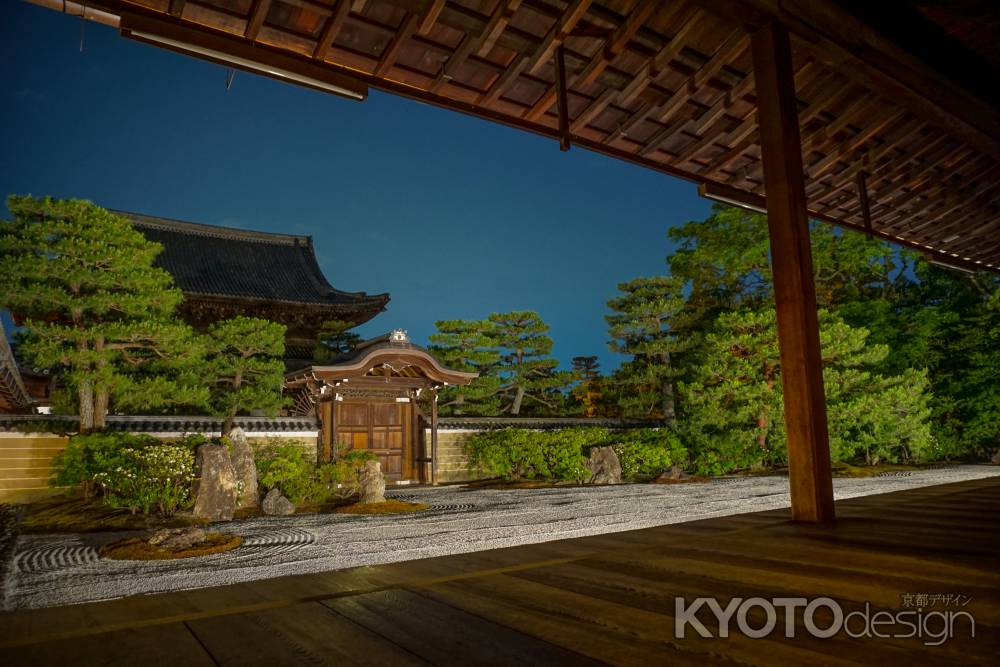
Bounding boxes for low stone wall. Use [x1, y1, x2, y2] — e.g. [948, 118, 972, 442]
[0, 415, 320, 503]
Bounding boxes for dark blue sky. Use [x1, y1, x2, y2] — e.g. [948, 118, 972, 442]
[1, 2, 710, 371]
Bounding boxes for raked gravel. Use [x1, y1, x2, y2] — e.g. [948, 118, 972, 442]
[4, 465, 999, 610]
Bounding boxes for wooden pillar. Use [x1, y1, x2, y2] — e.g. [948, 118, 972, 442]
[751, 21, 835, 523]
[431, 388, 439, 486]
[331, 399, 339, 462]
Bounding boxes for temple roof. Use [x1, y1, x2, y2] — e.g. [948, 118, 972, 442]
[287, 330, 478, 387]
[122, 212, 390, 312]
[0, 327, 31, 413]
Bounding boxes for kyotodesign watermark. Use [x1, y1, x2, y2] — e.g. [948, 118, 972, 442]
[674, 595, 975, 646]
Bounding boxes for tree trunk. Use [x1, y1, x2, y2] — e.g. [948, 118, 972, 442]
[660, 351, 676, 427]
[93, 336, 107, 429]
[78, 379, 95, 433]
[94, 389, 108, 430]
[223, 369, 242, 436]
[511, 385, 525, 415]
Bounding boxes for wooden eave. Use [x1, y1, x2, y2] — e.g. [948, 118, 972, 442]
[32, 0, 1000, 271]
[288, 347, 478, 387]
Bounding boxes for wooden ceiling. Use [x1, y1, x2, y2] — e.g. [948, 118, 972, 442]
[29, 0, 1000, 270]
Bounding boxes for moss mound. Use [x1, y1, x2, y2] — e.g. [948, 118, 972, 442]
[334, 500, 429, 515]
[100, 533, 242, 561]
[22, 498, 205, 533]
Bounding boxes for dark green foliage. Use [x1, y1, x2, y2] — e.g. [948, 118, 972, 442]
[0, 196, 206, 430]
[254, 441, 376, 505]
[313, 319, 361, 362]
[608, 429, 687, 479]
[204, 316, 287, 435]
[429, 318, 502, 415]
[463, 428, 591, 482]
[429, 312, 574, 416]
[463, 427, 686, 482]
[50, 432, 196, 516]
[488, 311, 574, 415]
[606, 276, 688, 423]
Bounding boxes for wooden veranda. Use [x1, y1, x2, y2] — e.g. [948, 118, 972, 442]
[24, 0, 1000, 523]
[2, 477, 998, 665]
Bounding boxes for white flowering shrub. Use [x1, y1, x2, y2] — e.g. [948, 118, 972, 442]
[90, 441, 196, 516]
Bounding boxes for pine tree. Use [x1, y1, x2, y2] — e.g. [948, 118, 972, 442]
[313, 319, 361, 363]
[0, 196, 202, 430]
[488, 311, 572, 415]
[569, 355, 602, 417]
[428, 318, 502, 415]
[205, 317, 287, 435]
[678, 308, 932, 474]
[605, 276, 687, 424]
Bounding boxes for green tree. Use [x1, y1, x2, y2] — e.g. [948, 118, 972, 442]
[568, 355, 601, 417]
[313, 319, 361, 363]
[205, 316, 287, 435]
[428, 318, 502, 415]
[0, 196, 201, 430]
[606, 276, 688, 424]
[679, 308, 933, 474]
[488, 311, 572, 415]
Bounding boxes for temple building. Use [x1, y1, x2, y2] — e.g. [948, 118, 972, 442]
[125, 212, 390, 370]
[2, 211, 478, 484]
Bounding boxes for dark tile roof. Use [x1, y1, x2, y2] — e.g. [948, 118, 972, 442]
[0, 327, 31, 412]
[121, 211, 389, 309]
[436, 417, 662, 431]
[0, 415, 319, 434]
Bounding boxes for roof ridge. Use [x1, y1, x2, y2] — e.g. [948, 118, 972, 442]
[117, 210, 313, 246]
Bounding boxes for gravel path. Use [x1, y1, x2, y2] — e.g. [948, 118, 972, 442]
[3, 465, 998, 610]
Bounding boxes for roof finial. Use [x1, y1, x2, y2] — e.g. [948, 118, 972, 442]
[390, 329, 409, 344]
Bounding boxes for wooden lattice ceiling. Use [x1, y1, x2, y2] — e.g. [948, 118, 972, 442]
[28, 0, 1000, 270]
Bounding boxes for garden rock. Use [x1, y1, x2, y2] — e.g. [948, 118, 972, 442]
[991, 449, 1000, 466]
[586, 446, 622, 485]
[193, 444, 238, 522]
[358, 460, 386, 504]
[229, 427, 259, 509]
[148, 527, 207, 550]
[657, 465, 691, 482]
[262, 488, 296, 516]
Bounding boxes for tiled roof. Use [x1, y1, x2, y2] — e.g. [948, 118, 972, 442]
[0, 327, 31, 412]
[0, 415, 319, 434]
[122, 211, 389, 309]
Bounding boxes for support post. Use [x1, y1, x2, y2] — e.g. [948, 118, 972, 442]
[431, 389, 439, 485]
[751, 21, 835, 523]
[329, 399, 338, 463]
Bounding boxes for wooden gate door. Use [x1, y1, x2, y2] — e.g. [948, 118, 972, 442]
[335, 400, 409, 481]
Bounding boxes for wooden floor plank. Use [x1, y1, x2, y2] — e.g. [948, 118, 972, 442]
[322, 588, 605, 666]
[185, 601, 429, 666]
[1, 621, 215, 666]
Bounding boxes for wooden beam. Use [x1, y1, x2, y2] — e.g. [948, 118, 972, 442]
[245, 0, 272, 41]
[857, 170, 872, 233]
[374, 13, 419, 77]
[555, 44, 570, 151]
[417, 0, 446, 36]
[313, 0, 352, 61]
[168, 0, 185, 18]
[751, 21, 834, 524]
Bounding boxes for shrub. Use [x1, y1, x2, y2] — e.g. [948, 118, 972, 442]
[464, 428, 596, 482]
[93, 443, 196, 516]
[464, 427, 687, 482]
[51, 432, 159, 499]
[255, 440, 376, 505]
[609, 429, 687, 480]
